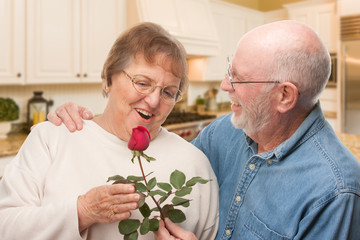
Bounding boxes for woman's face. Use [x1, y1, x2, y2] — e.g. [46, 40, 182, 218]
[103, 54, 181, 141]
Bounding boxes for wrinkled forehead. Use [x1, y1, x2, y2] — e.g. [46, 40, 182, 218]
[133, 52, 183, 78]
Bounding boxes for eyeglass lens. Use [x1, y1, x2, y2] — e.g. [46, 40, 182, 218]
[123, 71, 182, 104]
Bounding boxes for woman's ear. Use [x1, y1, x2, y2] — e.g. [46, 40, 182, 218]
[102, 79, 110, 97]
[276, 82, 299, 113]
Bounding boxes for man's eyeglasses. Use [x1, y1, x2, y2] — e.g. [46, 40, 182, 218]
[123, 71, 183, 104]
[226, 56, 281, 90]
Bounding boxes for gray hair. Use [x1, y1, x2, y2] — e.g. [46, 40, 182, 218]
[267, 25, 331, 109]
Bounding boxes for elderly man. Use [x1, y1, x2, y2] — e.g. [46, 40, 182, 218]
[49, 20, 360, 239]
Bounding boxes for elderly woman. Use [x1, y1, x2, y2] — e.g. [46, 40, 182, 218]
[0, 22, 219, 240]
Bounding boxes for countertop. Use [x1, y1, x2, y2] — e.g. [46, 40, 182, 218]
[1, 131, 360, 160]
[0, 134, 27, 158]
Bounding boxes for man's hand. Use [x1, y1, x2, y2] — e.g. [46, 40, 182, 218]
[47, 101, 94, 132]
[154, 218, 197, 240]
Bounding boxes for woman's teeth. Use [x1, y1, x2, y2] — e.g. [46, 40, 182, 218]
[136, 109, 153, 120]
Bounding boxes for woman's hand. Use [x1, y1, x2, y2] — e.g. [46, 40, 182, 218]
[154, 218, 198, 240]
[77, 184, 140, 232]
[47, 101, 93, 132]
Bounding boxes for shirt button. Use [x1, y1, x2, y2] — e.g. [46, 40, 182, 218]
[236, 196, 241, 202]
[267, 160, 273, 165]
[249, 163, 255, 170]
[225, 230, 231, 236]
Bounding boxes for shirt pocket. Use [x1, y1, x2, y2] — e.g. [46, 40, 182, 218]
[239, 211, 292, 240]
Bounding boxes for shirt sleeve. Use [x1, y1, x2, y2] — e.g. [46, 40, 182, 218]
[295, 192, 360, 239]
[0, 126, 84, 240]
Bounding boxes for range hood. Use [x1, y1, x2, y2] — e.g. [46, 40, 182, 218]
[127, 0, 219, 57]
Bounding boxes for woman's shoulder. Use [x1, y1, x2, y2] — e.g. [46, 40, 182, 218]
[155, 128, 209, 158]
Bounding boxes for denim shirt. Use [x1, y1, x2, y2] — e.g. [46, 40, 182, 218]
[192, 103, 360, 240]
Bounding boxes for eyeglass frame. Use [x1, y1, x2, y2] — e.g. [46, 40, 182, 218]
[226, 56, 281, 90]
[122, 70, 183, 104]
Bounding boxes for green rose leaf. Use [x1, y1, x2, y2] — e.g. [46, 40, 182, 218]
[107, 175, 125, 182]
[170, 170, 186, 190]
[168, 209, 186, 223]
[142, 152, 156, 162]
[148, 190, 167, 197]
[150, 207, 160, 212]
[124, 231, 138, 240]
[135, 182, 147, 192]
[157, 182, 172, 192]
[149, 218, 159, 231]
[137, 192, 146, 208]
[172, 197, 190, 207]
[186, 177, 211, 187]
[139, 202, 151, 218]
[118, 219, 140, 235]
[175, 186, 192, 197]
[140, 218, 150, 235]
[162, 204, 174, 218]
[128, 175, 145, 181]
[158, 194, 170, 205]
[147, 177, 157, 190]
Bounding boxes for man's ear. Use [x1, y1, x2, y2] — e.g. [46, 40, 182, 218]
[276, 82, 299, 113]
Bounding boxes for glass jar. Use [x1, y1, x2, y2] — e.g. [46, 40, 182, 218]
[27, 91, 50, 129]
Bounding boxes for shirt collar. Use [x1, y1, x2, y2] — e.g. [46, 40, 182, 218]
[244, 102, 326, 162]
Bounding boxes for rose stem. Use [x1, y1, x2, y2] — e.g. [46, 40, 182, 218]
[137, 155, 165, 220]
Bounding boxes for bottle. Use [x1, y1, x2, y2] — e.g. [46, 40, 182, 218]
[27, 91, 49, 130]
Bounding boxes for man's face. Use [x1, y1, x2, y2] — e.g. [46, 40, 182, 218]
[220, 39, 276, 136]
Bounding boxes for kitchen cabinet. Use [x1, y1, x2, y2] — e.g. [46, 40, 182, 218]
[284, 0, 337, 53]
[338, 0, 360, 16]
[320, 87, 337, 129]
[26, 0, 126, 84]
[128, 0, 219, 56]
[188, 0, 263, 81]
[0, 0, 25, 84]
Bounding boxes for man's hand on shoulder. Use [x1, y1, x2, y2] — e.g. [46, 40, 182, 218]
[47, 101, 94, 132]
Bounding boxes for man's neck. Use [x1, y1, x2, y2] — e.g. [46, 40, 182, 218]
[251, 110, 309, 153]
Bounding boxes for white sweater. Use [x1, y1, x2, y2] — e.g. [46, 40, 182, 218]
[0, 120, 219, 240]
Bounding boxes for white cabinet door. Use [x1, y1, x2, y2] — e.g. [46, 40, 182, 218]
[338, 0, 360, 16]
[192, 0, 262, 81]
[81, 0, 126, 83]
[26, 0, 126, 84]
[26, 0, 81, 84]
[285, 1, 337, 53]
[313, 3, 337, 53]
[0, 0, 25, 84]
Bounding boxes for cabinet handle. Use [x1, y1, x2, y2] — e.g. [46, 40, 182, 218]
[83, 73, 87, 78]
[76, 73, 81, 77]
[17, 73, 21, 78]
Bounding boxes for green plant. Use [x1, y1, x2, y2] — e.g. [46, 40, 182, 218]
[196, 96, 205, 105]
[0, 98, 19, 121]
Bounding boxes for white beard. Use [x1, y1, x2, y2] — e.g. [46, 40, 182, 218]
[231, 91, 273, 136]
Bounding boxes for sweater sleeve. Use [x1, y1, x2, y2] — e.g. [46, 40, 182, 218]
[0, 125, 84, 240]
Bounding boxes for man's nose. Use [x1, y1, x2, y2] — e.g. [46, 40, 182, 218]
[221, 75, 234, 92]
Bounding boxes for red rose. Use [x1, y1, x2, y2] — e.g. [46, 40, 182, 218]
[128, 126, 151, 151]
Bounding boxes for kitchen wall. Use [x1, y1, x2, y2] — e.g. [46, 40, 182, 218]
[0, 84, 107, 123]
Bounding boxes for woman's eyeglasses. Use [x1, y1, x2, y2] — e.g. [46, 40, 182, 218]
[123, 71, 183, 104]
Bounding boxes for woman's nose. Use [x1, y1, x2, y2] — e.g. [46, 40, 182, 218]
[144, 88, 162, 107]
